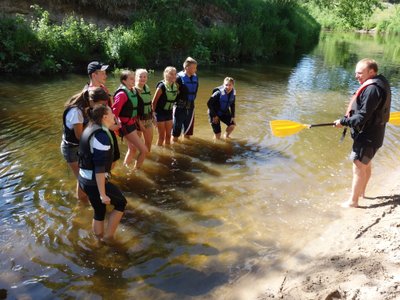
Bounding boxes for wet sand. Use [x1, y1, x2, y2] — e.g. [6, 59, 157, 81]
[210, 168, 400, 300]
[255, 170, 400, 300]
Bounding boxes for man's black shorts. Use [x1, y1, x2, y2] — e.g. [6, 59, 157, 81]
[350, 142, 378, 165]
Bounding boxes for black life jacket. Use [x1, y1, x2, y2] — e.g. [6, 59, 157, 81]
[351, 75, 391, 126]
[62, 106, 88, 146]
[370, 75, 391, 125]
[78, 124, 114, 173]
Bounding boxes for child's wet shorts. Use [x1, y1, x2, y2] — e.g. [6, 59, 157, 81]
[61, 142, 79, 163]
[119, 123, 138, 136]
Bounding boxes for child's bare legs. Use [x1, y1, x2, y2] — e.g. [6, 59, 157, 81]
[142, 125, 153, 152]
[125, 130, 148, 169]
[224, 124, 236, 139]
[103, 210, 124, 241]
[157, 122, 166, 146]
[123, 142, 136, 166]
[214, 132, 222, 140]
[157, 121, 173, 146]
[68, 161, 88, 202]
[92, 219, 104, 240]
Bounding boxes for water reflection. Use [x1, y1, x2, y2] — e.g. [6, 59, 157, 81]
[1, 32, 400, 299]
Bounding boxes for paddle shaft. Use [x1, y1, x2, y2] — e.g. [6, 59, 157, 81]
[309, 123, 335, 128]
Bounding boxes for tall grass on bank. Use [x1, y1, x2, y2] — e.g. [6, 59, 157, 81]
[0, 1, 320, 75]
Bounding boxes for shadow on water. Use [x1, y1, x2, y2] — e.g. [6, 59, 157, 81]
[150, 148, 222, 177]
[143, 265, 229, 297]
[113, 168, 219, 217]
[167, 137, 288, 166]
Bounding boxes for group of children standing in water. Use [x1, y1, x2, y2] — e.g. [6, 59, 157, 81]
[60, 57, 237, 242]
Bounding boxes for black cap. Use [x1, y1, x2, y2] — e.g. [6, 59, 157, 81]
[87, 61, 109, 75]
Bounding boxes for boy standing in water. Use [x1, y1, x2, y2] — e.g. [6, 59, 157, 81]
[172, 57, 198, 142]
[85, 61, 121, 163]
[334, 58, 391, 208]
[86, 61, 110, 98]
[207, 77, 236, 140]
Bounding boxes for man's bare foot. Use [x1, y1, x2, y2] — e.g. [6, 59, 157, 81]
[341, 200, 359, 208]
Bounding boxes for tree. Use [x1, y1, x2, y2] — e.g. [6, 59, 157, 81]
[302, 0, 382, 28]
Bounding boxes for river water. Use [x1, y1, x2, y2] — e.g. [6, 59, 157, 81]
[1, 32, 400, 299]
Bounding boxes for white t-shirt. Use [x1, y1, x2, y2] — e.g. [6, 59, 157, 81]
[65, 107, 84, 129]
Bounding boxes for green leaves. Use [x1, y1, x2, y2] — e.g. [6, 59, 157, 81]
[305, 0, 381, 29]
[0, 1, 321, 73]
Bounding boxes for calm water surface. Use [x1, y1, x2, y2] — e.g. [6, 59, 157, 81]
[1, 32, 400, 299]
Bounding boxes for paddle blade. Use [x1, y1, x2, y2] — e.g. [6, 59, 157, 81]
[270, 120, 309, 137]
[389, 111, 400, 126]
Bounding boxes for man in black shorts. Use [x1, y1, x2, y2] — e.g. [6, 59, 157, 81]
[334, 58, 391, 208]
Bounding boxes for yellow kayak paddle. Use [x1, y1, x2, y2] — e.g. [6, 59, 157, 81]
[270, 112, 400, 137]
[389, 111, 400, 126]
[270, 120, 334, 137]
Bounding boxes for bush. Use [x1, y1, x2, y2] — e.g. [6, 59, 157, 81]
[0, 1, 321, 73]
[377, 5, 400, 35]
[31, 7, 107, 71]
[106, 26, 146, 68]
[192, 43, 211, 65]
[0, 15, 43, 73]
[202, 25, 240, 63]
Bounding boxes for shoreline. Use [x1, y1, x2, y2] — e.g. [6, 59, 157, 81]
[256, 168, 400, 299]
[213, 164, 400, 300]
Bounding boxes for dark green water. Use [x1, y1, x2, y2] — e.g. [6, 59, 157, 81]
[0, 32, 400, 299]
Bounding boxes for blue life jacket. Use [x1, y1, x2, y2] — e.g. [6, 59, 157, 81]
[177, 71, 198, 102]
[213, 85, 235, 116]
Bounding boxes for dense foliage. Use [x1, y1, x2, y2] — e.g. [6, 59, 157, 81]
[301, 0, 400, 35]
[376, 5, 400, 35]
[310, 0, 381, 28]
[0, 0, 320, 74]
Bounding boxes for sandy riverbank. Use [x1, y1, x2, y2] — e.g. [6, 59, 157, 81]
[254, 170, 400, 300]
[211, 167, 400, 300]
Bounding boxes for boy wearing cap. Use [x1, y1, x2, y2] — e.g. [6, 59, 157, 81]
[86, 61, 111, 104]
[84, 61, 121, 163]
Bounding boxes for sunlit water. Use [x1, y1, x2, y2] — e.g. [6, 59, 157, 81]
[1, 32, 400, 299]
